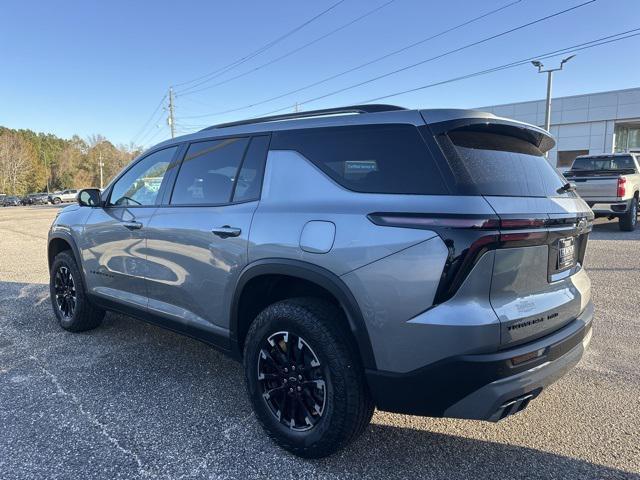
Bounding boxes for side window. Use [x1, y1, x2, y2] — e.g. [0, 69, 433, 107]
[171, 137, 249, 205]
[270, 124, 447, 195]
[233, 136, 269, 202]
[109, 147, 176, 206]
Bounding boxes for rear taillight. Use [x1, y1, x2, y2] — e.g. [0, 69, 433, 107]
[617, 177, 627, 197]
[367, 214, 499, 230]
[367, 213, 548, 238]
[368, 212, 591, 303]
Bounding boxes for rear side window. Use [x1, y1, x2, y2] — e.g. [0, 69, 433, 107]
[233, 135, 269, 202]
[441, 129, 567, 197]
[271, 124, 447, 194]
[171, 137, 249, 205]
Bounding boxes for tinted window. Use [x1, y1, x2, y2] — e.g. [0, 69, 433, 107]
[171, 137, 249, 205]
[571, 155, 636, 171]
[109, 147, 176, 206]
[271, 124, 447, 194]
[443, 129, 566, 197]
[233, 136, 269, 202]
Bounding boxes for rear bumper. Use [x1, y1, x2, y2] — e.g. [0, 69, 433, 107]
[586, 199, 630, 215]
[365, 301, 593, 420]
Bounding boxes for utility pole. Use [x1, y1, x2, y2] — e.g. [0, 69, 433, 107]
[43, 151, 50, 193]
[294, 102, 299, 113]
[168, 86, 176, 138]
[98, 150, 104, 189]
[531, 55, 576, 132]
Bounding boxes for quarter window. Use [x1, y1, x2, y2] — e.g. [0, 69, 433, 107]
[109, 147, 176, 206]
[270, 124, 447, 195]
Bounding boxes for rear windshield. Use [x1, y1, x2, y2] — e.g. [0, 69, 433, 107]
[441, 129, 567, 197]
[571, 155, 636, 171]
[270, 124, 447, 195]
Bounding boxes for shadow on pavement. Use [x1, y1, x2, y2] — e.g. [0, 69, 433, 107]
[336, 423, 638, 479]
[589, 218, 640, 241]
[0, 280, 636, 480]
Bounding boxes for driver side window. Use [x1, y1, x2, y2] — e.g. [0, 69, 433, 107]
[109, 147, 177, 206]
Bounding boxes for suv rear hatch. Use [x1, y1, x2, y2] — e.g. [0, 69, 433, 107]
[426, 116, 593, 347]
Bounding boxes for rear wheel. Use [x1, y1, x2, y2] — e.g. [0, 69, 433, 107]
[50, 251, 104, 331]
[619, 196, 638, 231]
[243, 298, 374, 458]
[52, 197, 61, 204]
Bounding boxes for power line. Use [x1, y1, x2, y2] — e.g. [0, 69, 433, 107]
[168, 87, 176, 138]
[130, 94, 167, 145]
[177, 0, 398, 97]
[339, 29, 640, 105]
[173, 0, 347, 93]
[136, 107, 167, 146]
[177, 0, 526, 119]
[143, 126, 168, 147]
[172, 28, 640, 137]
[257, 0, 597, 117]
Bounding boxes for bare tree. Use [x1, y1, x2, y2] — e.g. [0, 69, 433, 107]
[0, 132, 37, 195]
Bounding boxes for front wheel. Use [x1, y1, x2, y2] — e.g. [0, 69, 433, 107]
[52, 197, 61, 205]
[243, 298, 374, 458]
[619, 197, 638, 231]
[50, 251, 104, 331]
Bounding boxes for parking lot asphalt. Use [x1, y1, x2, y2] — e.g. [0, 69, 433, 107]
[0, 205, 638, 480]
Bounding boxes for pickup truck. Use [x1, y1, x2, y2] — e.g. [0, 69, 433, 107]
[564, 153, 640, 231]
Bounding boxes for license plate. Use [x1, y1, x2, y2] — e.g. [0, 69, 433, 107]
[557, 237, 576, 270]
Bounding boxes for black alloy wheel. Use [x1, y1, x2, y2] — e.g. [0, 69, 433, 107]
[257, 330, 327, 431]
[53, 266, 76, 319]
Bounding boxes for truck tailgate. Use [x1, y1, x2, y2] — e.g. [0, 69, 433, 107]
[570, 175, 619, 198]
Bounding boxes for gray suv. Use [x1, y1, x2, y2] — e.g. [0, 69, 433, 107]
[48, 105, 594, 458]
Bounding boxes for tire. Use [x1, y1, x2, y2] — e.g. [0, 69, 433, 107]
[52, 197, 61, 205]
[50, 250, 104, 332]
[619, 196, 638, 231]
[243, 298, 374, 458]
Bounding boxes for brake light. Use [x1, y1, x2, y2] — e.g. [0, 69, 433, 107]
[368, 214, 500, 229]
[367, 213, 547, 232]
[617, 177, 626, 197]
[500, 218, 546, 229]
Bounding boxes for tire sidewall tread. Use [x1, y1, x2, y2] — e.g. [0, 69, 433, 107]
[50, 251, 104, 332]
[243, 297, 373, 458]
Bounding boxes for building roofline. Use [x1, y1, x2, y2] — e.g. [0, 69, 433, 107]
[478, 86, 640, 110]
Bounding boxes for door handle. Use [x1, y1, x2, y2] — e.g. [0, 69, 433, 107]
[212, 226, 241, 238]
[119, 221, 143, 230]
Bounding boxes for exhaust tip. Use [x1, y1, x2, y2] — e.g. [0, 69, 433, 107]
[491, 388, 542, 422]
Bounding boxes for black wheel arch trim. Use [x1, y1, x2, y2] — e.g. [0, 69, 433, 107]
[229, 258, 377, 370]
[48, 231, 95, 309]
[48, 231, 83, 272]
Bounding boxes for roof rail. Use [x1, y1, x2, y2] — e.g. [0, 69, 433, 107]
[201, 104, 406, 131]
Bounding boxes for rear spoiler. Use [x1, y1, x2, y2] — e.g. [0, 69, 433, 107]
[421, 110, 555, 153]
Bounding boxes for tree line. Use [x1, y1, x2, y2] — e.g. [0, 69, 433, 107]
[0, 126, 143, 195]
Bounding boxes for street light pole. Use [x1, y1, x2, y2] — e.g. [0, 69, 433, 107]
[531, 55, 576, 133]
[543, 70, 553, 132]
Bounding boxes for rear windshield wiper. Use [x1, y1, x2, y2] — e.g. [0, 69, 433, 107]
[556, 182, 576, 194]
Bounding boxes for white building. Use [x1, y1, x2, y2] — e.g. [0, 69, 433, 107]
[480, 87, 640, 168]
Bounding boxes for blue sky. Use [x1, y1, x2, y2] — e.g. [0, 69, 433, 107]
[1, 0, 639, 146]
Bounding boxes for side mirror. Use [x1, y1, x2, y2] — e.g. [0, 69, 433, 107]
[78, 188, 102, 207]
